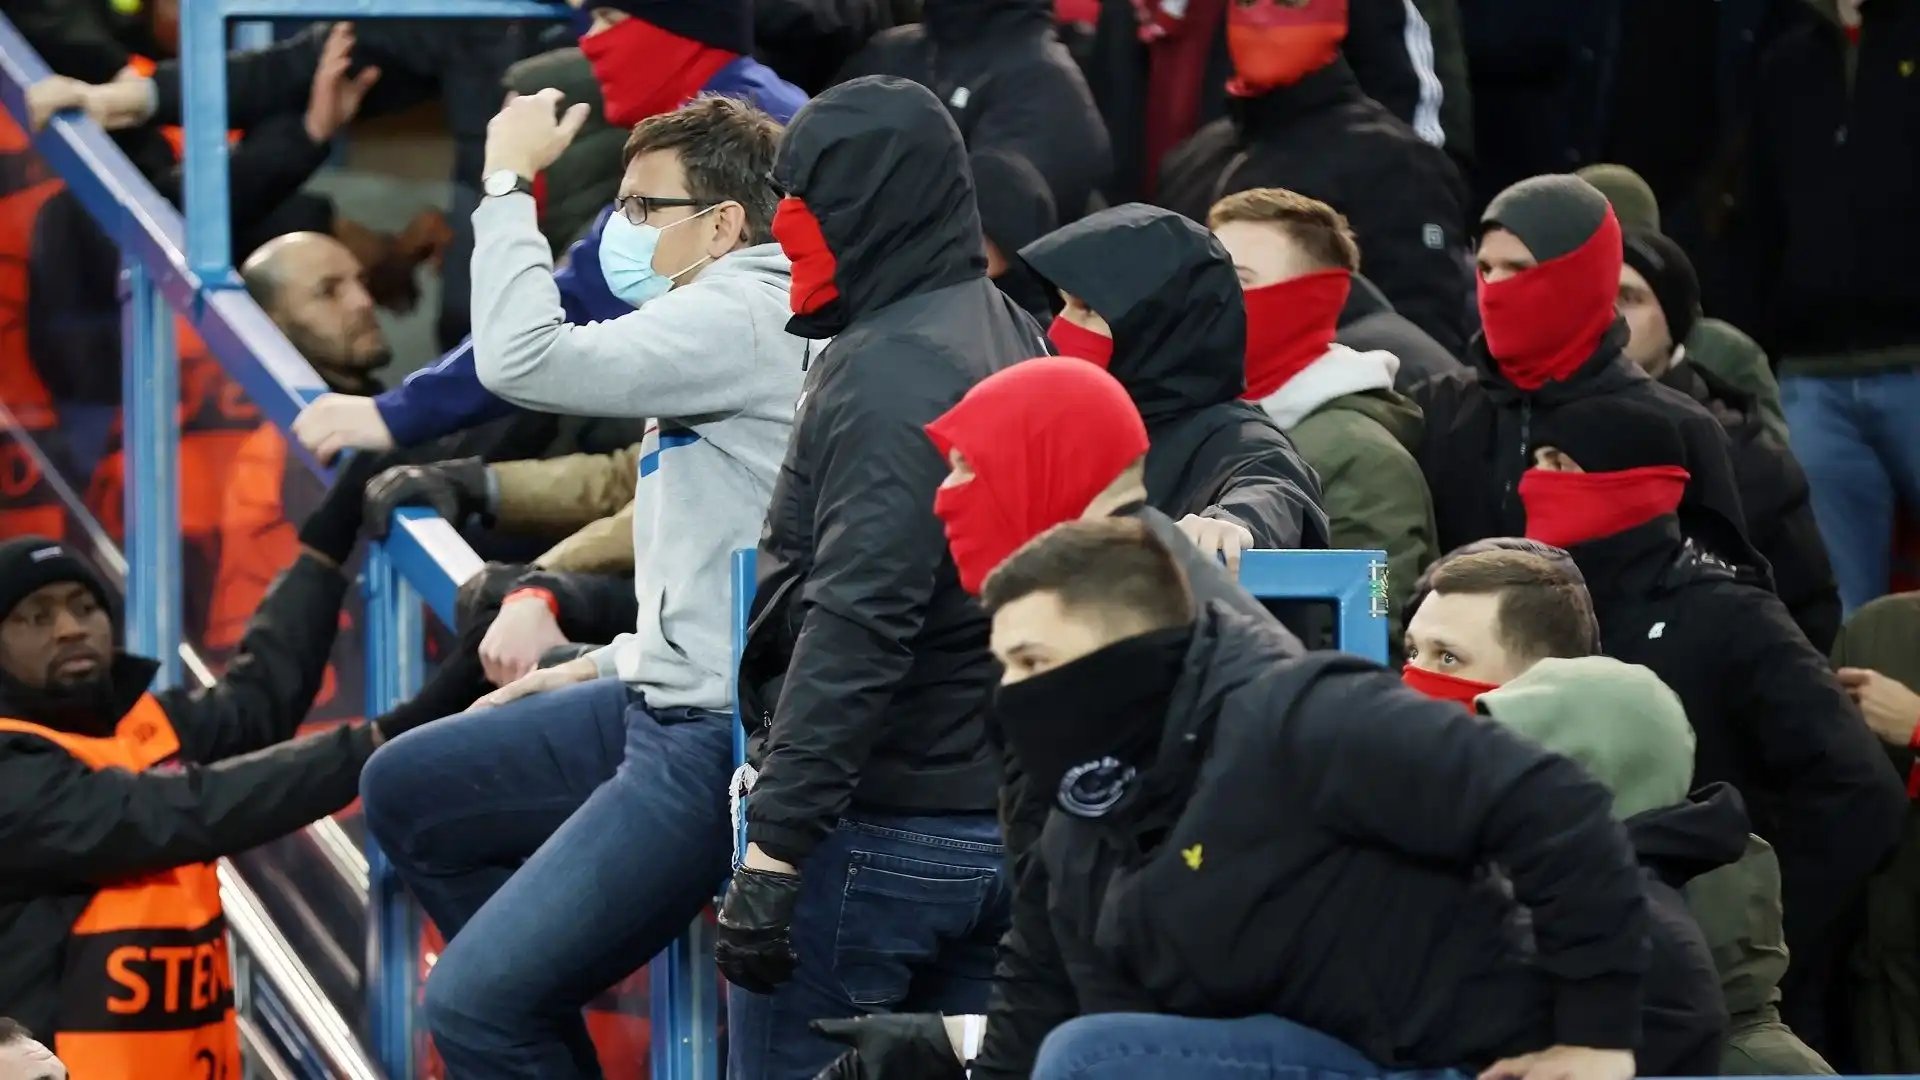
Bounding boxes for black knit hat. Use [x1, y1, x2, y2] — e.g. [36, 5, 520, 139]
[1533, 396, 1691, 474]
[0, 537, 112, 622]
[1481, 174, 1614, 263]
[970, 149, 1058, 258]
[1621, 229, 1701, 348]
[587, 0, 753, 54]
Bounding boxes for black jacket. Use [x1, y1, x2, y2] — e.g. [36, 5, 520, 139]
[1156, 58, 1473, 356]
[1568, 516, 1907, 1014]
[835, 0, 1111, 221]
[1411, 324, 1751, 563]
[1624, 785, 1749, 1078]
[753, 0, 917, 95]
[974, 612, 1651, 1079]
[0, 557, 374, 1039]
[740, 77, 1042, 865]
[1659, 360, 1840, 653]
[1339, 272, 1466, 392]
[1019, 204, 1329, 550]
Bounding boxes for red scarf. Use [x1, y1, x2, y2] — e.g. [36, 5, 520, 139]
[1477, 207, 1623, 391]
[1520, 465, 1691, 548]
[1403, 664, 1499, 709]
[578, 18, 739, 128]
[1048, 316, 1116, 369]
[773, 198, 840, 315]
[926, 358, 1150, 594]
[1241, 269, 1351, 401]
[1226, 0, 1348, 97]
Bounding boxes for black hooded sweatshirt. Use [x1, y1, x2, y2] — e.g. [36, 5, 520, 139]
[833, 0, 1111, 220]
[1019, 204, 1330, 551]
[739, 76, 1045, 865]
[975, 617, 1652, 1079]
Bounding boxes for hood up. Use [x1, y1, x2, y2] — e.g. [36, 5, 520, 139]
[1627, 782, 1753, 888]
[1019, 203, 1246, 426]
[773, 75, 987, 337]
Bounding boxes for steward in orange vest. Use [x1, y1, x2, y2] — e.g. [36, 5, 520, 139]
[0, 460, 429, 1077]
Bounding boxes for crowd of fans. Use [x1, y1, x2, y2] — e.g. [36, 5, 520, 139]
[1, 0, 1919, 1079]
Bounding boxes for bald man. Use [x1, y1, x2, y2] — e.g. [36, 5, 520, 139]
[242, 231, 392, 393]
[0, 1022, 64, 1080]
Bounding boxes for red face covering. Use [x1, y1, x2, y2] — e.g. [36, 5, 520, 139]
[1048, 316, 1116, 369]
[1241, 269, 1351, 401]
[926, 357, 1150, 594]
[1402, 664, 1499, 709]
[773, 198, 841, 316]
[1520, 465, 1691, 548]
[1477, 208, 1623, 391]
[1227, 0, 1348, 97]
[578, 17, 740, 128]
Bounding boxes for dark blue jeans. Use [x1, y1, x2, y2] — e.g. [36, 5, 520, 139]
[1033, 1014, 1473, 1080]
[726, 813, 1010, 1080]
[359, 677, 733, 1080]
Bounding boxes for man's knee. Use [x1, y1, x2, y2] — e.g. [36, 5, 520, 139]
[1034, 1015, 1141, 1080]
[359, 728, 441, 852]
[419, 944, 503, 1051]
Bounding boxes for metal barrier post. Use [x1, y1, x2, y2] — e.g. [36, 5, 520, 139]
[1238, 549, 1392, 664]
[119, 256, 181, 687]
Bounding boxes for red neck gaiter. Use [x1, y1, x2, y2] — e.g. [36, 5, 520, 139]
[1048, 316, 1116, 370]
[773, 198, 841, 315]
[579, 18, 739, 128]
[926, 358, 1150, 594]
[1242, 269, 1351, 401]
[1403, 665, 1499, 710]
[1520, 465, 1691, 548]
[1478, 207, 1623, 391]
[1226, 0, 1348, 97]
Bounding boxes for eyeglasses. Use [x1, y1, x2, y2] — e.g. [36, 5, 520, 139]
[613, 195, 712, 226]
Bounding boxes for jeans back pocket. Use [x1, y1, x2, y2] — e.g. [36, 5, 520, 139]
[833, 851, 996, 1007]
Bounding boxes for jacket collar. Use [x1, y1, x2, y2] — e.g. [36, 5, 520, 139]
[1567, 515, 1687, 609]
[0, 653, 158, 738]
[1466, 321, 1643, 408]
[1228, 57, 1367, 136]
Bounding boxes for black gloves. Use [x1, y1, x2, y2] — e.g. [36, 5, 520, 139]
[363, 457, 492, 539]
[715, 866, 805, 994]
[810, 1014, 967, 1080]
[297, 450, 386, 565]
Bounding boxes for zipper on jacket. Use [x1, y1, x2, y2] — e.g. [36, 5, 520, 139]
[1510, 399, 1533, 498]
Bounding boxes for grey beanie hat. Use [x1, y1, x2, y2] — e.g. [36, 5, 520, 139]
[1481, 174, 1614, 263]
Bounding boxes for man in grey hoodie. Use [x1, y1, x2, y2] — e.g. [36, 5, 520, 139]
[358, 94, 808, 1080]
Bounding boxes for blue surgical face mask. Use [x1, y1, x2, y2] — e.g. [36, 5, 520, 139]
[598, 204, 719, 307]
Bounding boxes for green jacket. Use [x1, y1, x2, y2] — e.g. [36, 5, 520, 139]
[1684, 318, 1790, 447]
[1256, 345, 1437, 654]
[503, 47, 627, 257]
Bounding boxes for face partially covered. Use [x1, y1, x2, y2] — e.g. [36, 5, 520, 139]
[1404, 589, 1532, 687]
[0, 581, 111, 690]
[991, 591, 1139, 685]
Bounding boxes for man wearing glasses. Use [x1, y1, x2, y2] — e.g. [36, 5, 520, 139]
[357, 91, 809, 1080]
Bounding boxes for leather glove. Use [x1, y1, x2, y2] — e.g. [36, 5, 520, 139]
[809, 1014, 967, 1080]
[363, 457, 491, 539]
[715, 866, 804, 994]
[297, 450, 386, 565]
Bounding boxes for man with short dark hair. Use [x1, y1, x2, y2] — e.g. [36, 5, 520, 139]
[1403, 548, 1599, 706]
[0, 1020, 64, 1080]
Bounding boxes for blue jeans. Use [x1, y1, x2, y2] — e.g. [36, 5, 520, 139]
[726, 813, 1010, 1080]
[1033, 1014, 1473, 1080]
[1780, 369, 1920, 614]
[359, 677, 733, 1080]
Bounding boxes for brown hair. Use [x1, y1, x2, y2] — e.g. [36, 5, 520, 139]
[622, 95, 783, 245]
[1425, 550, 1597, 663]
[1207, 187, 1361, 273]
[981, 518, 1196, 631]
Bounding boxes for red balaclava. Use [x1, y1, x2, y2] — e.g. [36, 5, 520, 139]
[579, 17, 739, 128]
[1047, 315, 1116, 370]
[1477, 178, 1624, 392]
[1227, 0, 1348, 97]
[773, 197, 840, 316]
[925, 357, 1151, 594]
[1241, 268, 1351, 400]
[1520, 465, 1691, 549]
[1402, 665, 1500, 710]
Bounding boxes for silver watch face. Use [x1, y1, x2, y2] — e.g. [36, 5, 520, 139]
[484, 171, 520, 197]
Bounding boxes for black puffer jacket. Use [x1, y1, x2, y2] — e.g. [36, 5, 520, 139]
[974, 617, 1652, 1079]
[834, 0, 1110, 220]
[1339, 271, 1466, 392]
[739, 76, 1043, 865]
[1019, 204, 1329, 550]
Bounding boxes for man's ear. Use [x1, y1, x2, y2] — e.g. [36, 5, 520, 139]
[710, 201, 749, 256]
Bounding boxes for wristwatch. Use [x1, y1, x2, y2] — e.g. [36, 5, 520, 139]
[482, 170, 534, 199]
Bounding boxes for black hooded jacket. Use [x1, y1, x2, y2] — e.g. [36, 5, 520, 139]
[1338, 272, 1466, 392]
[1156, 58, 1474, 356]
[1019, 204, 1330, 551]
[974, 614, 1652, 1080]
[1566, 515, 1906, 1023]
[833, 0, 1111, 220]
[740, 76, 1045, 865]
[1658, 359, 1840, 654]
[1411, 324, 1751, 565]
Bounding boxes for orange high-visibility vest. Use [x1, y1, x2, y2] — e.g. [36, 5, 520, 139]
[0, 698, 240, 1080]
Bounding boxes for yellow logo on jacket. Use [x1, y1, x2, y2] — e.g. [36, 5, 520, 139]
[1181, 844, 1204, 870]
[1901, 60, 1916, 77]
